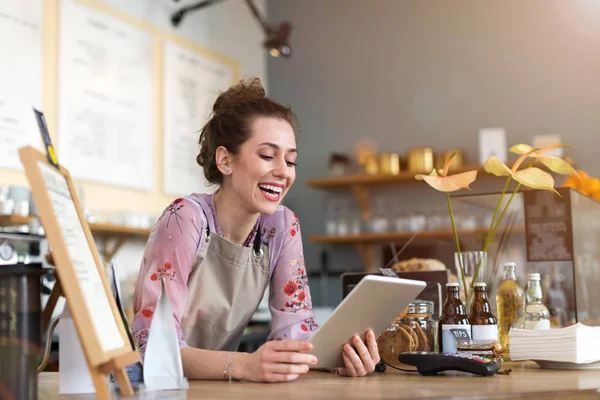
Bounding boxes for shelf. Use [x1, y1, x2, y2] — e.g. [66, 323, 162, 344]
[310, 228, 504, 244]
[88, 223, 151, 238]
[0, 214, 31, 226]
[306, 159, 573, 189]
[306, 164, 485, 189]
[0, 214, 151, 260]
[310, 226, 525, 244]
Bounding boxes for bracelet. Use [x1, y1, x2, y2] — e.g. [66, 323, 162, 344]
[223, 353, 234, 382]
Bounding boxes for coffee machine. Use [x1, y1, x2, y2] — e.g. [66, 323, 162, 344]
[0, 231, 50, 400]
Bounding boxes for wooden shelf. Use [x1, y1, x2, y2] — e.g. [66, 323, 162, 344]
[311, 226, 525, 244]
[0, 214, 31, 226]
[88, 223, 151, 238]
[309, 227, 516, 244]
[306, 164, 485, 189]
[0, 214, 151, 260]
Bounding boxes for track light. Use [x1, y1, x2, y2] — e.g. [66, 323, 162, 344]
[171, 0, 292, 58]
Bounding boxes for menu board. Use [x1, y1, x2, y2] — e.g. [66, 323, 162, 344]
[523, 189, 574, 262]
[57, 0, 154, 190]
[162, 41, 234, 196]
[0, 0, 43, 170]
[38, 161, 125, 352]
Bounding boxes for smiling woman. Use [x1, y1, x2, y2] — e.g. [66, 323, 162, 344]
[130, 77, 380, 383]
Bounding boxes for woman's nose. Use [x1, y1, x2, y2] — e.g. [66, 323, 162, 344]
[272, 158, 289, 178]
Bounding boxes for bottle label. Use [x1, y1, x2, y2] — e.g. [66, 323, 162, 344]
[472, 325, 499, 342]
[442, 324, 471, 353]
[525, 319, 551, 330]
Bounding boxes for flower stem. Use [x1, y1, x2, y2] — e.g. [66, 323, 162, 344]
[489, 182, 522, 241]
[447, 193, 467, 300]
[483, 176, 511, 252]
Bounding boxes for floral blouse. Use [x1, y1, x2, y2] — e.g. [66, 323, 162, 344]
[131, 193, 319, 355]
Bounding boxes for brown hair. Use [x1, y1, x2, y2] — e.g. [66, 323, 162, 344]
[196, 77, 298, 185]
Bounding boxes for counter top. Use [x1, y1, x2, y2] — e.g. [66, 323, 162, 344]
[38, 362, 600, 399]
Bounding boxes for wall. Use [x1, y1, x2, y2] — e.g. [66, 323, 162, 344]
[267, 0, 600, 304]
[1, 0, 267, 281]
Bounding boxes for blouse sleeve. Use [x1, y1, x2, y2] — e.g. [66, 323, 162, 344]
[131, 197, 204, 356]
[267, 208, 319, 341]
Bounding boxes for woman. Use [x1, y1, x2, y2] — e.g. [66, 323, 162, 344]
[131, 77, 380, 383]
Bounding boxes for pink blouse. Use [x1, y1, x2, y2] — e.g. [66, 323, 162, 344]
[131, 193, 319, 355]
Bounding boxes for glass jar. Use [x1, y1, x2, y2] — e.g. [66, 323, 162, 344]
[400, 300, 436, 352]
[376, 300, 437, 366]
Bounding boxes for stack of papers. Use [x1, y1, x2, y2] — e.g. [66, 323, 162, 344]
[509, 323, 600, 364]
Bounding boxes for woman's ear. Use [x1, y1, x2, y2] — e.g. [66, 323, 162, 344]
[215, 146, 232, 175]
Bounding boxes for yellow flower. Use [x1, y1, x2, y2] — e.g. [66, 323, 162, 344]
[415, 153, 477, 192]
[484, 149, 559, 194]
[509, 144, 579, 177]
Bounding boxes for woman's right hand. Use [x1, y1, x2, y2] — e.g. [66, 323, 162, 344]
[239, 340, 318, 382]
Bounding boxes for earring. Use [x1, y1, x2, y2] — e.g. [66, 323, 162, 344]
[224, 169, 231, 174]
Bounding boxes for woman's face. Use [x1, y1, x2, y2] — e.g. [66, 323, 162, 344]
[227, 116, 297, 215]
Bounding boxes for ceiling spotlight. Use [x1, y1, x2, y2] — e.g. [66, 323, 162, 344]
[263, 22, 292, 58]
[171, 0, 292, 58]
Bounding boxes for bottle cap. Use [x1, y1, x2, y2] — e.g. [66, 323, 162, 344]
[446, 282, 459, 287]
[474, 282, 487, 287]
[504, 262, 517, 268]
[528, 272, 541, 280]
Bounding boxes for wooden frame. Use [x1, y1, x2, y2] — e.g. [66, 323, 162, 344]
[19, 146, 138, 398]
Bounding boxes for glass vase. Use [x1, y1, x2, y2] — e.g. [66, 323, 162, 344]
[454, 251, 487, 310]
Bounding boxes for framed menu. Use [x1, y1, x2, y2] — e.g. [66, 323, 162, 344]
[523, 188, 574, 262]
[18, 146, 138, 398]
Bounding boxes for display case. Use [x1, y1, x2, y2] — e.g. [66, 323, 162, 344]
[452, 187, 600, 327]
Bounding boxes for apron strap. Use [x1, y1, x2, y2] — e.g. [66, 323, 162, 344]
[252, 226, 263, 259]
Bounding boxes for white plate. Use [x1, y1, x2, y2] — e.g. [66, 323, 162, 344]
[534, 360, 600, 370]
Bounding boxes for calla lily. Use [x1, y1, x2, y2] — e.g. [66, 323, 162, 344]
[509, 144, 579, 177]
[415, 153, 477, 192]
[484, 152, 559, 195]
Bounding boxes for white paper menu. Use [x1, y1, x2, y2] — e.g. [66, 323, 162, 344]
[38, 161, 124, 352]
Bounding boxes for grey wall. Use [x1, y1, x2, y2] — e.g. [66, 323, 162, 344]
[267, 0, 600, 305]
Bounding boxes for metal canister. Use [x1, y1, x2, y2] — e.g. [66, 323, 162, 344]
[407, 147, 434, 173]
[379, 153, 401, 175]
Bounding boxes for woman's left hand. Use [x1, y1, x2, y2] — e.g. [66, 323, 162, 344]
[336, 329, 380, 377]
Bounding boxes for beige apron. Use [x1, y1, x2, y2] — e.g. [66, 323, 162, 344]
[180, 208, 270, 352]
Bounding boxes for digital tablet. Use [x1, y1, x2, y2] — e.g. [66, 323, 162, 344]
[308, 275, 426, 369]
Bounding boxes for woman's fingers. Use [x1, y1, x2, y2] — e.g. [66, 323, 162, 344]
[365, 330, 380, 364]
[264, 362, 310, 375]
[341, 351, 357, 377]
[264, 373, 300, 382]
[344, 343, 366, 376]
[351, 335, 375, 373]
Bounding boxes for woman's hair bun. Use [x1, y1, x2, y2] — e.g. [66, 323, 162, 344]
[213, 77, 266, 113]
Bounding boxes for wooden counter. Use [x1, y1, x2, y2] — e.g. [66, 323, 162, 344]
[38, 362, 600, 399]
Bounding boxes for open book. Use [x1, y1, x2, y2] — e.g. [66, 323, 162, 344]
[509, 323, 600, 364]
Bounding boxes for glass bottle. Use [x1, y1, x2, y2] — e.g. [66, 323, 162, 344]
[438, 283, 471, 353]
[496, 262, 525, 358]
[469, 282, 498, 343]
[525, 273, 551, 330]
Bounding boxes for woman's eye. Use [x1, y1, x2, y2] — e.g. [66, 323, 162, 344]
[260, 155, 273, 161]
[286, 161, 297, 167]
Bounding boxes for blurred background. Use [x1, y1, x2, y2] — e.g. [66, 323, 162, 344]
[2, 0, 600, 365]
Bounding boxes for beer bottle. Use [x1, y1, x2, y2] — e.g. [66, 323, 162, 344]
[439, 282, 471, 353]
[469, 282, 498, 342]
[496, 262, 525, 358]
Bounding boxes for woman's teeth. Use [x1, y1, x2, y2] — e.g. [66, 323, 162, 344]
[258, 184, 283, 194]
